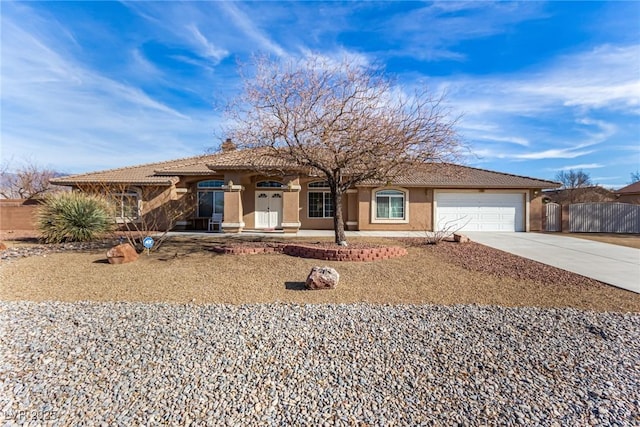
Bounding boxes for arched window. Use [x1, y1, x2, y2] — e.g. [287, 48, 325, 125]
[308, 181, 333, 218]
[256, 181, 283, 188]
[375, 189, 405, 220]
[197, 180, 224, 217]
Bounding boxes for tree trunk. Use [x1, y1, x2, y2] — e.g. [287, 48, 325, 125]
[332, 188, 346, 244]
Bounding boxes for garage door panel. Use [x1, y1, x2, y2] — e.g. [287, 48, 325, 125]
[436, 192, 524, 232]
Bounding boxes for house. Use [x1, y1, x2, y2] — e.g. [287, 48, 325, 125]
[615, 182, 640, 205]
[542, 186, 616, 205]
[51, 147, 559, 233]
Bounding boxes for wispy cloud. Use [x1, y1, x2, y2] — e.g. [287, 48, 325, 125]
[217, 2, 286, 57]
[186, 24, 229, 63]
[1, 4, 216, 173]
[385, 2, 546, 61]
[439, 43, 639, 170]
[516, 45, 640, 112]
[553, 163, 605, 171]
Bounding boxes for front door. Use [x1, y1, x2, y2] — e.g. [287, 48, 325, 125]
[255, 191, 283, 229]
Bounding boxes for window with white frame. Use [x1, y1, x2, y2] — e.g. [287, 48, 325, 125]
[375, 189, 405, 219]
[197, 180, 224, 217]
[308, 181, 334, 218]
[112, 189, 140, 220]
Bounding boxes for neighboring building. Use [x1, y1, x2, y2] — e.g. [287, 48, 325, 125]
[51, 148, 559, 233]
[615, 182, 640, 205]
[542, 186, 616, 205]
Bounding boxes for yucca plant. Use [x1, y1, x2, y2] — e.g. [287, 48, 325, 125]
[37, 192, 115, 243]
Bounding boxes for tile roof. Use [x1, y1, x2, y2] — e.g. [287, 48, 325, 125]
[205, 147, 302, 170]
[51, 149, 559, 189]
[50, 154, 220, 186]
[362, 163, 560, 188]
[616, 181, 640, 194]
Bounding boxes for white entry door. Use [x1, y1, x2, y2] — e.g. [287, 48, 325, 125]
[255, 191, 283, 229]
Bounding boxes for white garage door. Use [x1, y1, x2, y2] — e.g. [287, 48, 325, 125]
[435, 192, 525, 232]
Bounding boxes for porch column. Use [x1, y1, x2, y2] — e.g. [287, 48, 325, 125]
[281, 178, 301, 233]
[345, 189, 359, 231]
[222, 180, 244, 233]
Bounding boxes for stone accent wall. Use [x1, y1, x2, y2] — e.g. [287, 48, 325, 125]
[210, 243, 408, 262]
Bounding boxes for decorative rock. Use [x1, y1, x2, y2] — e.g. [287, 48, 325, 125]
[0, 302, 638, 425]
[106, 243, 139, 264]
[453, 233, 470, 243]
[305, 266, 339, 290]
[0, 242, 7, 251]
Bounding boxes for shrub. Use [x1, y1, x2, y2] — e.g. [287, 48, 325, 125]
[37, 192, 115, 243]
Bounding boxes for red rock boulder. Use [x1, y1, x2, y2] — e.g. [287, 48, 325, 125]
[106, 243, 139, 264]
[0, 242, 7, 251]
[305, 266, 339, 290]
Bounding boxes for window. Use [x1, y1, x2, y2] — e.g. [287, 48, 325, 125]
[375, 190, 405, 219]
[256, 181, 283, 188]
[113, 191, 140, 220]
[308, 181, 333, 218]
[198, 180, 224, 217]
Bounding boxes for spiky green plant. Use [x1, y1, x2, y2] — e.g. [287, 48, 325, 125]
[37, 192, 115, 243]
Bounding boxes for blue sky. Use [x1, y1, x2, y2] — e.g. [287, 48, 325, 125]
[1, 1, 639, 189]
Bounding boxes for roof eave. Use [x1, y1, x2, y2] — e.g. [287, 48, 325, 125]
[50, 178, 179, 187]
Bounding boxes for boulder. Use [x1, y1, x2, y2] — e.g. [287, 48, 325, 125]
[106, 243, 139, 264]
[305, 266, 339, 290]
[0, 242, 7, 251]
[453, 233, 470, 243]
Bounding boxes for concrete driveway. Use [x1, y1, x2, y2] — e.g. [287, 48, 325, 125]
[465, 232, 640, 294]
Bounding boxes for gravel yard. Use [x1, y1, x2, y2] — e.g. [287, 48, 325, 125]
[1, 302, 638, 425]
[1, 236, 639, 312]
[1, 236, 639, 425]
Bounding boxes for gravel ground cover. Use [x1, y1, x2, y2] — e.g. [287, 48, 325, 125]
[1, 238, 639, 311]
[1, 302, 638, 425]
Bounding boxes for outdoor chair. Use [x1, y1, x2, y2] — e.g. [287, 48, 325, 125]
[208, 213, 223, 232]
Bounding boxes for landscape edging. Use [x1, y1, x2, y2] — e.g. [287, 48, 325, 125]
[210, 243, 407, 262]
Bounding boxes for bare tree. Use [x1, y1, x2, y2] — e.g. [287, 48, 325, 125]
[0, 158, 62, 199]
[554, 169, 594, 204]
[80, 182, 195, 251]
[225, 54, 461, 244]
[630, 171, 640, 184]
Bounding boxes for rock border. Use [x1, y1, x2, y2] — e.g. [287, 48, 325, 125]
[210, 243, 407, 262]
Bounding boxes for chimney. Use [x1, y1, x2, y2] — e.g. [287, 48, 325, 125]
[221, 138, 236, 152]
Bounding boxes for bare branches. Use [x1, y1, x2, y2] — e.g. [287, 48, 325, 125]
[0, 159, 63, 199]
[225, 53, 462, 243]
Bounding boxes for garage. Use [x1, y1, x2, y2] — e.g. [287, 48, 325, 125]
[435, 192, 525, 232]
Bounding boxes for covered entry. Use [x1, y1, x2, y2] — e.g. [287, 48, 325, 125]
[254, 181, 284, 229]
[435, 191, 525, 232]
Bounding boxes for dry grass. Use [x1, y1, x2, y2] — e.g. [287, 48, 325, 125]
[1, 235, 638, 313]
[564, 233, 640, 249]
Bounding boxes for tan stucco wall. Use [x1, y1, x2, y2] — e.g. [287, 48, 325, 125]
[0, 199, 41, 231]
[172, 174, 544, 232]
[529, 190, 543, 231]
[357, 187, 432, 231]
[297, 177, 336, 230]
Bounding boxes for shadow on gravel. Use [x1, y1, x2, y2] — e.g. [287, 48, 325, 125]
[285, 281, 306, 291]
[92, 259, 110, 264]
